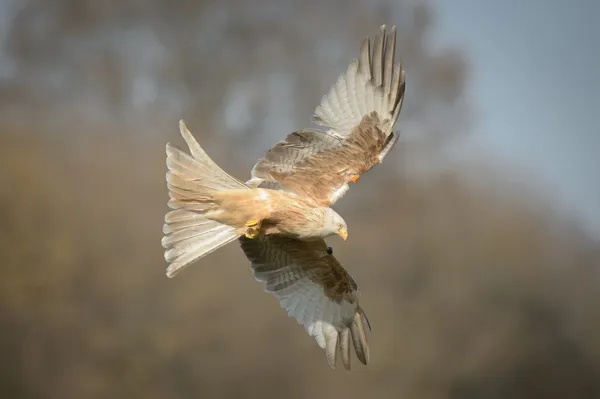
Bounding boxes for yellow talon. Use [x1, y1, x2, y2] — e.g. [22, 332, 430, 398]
[245, 227, 259, 239]
[351, 174, 360, 183]
[245, 219, 260, 239]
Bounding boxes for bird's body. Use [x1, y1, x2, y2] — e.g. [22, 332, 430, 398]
[162, 25, 406, 370]
[164, 125, 349, 277]
[179, 186, 344, 239]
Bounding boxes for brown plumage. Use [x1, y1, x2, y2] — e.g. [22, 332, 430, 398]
[177, 187, 335, 237]
[239, 235, 370, 370]
[249, 25, 405, 205]
[163, 121, 348, 278]
[162, 25, 406, 369]
[252, 112, 393, 205]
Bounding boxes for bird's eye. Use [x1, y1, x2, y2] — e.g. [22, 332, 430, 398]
[338, 223, 344, 229]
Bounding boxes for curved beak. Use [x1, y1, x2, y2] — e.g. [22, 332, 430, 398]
[337, 227, 348, 241]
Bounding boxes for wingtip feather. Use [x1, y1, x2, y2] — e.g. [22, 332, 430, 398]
[350, 310, 370, 365]
[323, 324, 339, 369]
[339, 328, 351, 370]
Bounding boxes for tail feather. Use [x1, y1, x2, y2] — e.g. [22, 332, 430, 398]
[161, 219, 227, 247]
[163, 120, 248, 277]
[166, 199, 212, 212]
[165, 209, 205, 224]
[163, 211, 215, 233]
[165, 224, 239, 278]
[166, 120, 247, 189]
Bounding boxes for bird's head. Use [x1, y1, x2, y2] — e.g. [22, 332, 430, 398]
[324, 208, 348, 241]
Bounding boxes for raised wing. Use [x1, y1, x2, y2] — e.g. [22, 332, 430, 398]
[249, 25, 405, 206]
[313, 24, 405, 136]
[239, 235, 371, 370]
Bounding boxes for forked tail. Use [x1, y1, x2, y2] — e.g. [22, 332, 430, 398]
[162, 120, 248, 277]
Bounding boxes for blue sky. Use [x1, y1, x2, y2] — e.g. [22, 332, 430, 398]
[434, 0, 599, 236]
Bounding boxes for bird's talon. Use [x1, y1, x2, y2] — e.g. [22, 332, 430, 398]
[351, 174, 360, 183]
[244, 219, 260, 238]
[245, 228, 259, 239]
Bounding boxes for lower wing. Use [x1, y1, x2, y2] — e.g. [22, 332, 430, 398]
[239, 235, 371, 370]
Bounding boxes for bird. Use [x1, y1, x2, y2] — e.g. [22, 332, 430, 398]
[162, 24, 405, 370]
[164, 119, 350, 273]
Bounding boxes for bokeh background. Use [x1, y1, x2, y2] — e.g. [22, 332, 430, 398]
[1, 1, 599, 398]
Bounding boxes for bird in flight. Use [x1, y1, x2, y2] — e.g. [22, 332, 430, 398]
[162, 25, 405, 370]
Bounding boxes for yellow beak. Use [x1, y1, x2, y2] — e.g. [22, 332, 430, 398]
[338, 227, 348, 241]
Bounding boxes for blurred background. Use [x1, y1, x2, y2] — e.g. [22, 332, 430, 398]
[1, 0, 599, 398]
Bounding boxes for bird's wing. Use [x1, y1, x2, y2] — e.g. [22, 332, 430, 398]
[239, 235, 371, 370]
[313, 24, 405, 137]
[249, 25, 405, 206]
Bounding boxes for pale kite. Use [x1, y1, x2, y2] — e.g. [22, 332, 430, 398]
[162, 25, 405, 369]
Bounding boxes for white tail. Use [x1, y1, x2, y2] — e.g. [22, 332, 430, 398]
[162, 120, 248, 278]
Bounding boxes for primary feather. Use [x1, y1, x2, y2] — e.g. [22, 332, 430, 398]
[239, 235, 371, 370]
[250, 24, 406, 206]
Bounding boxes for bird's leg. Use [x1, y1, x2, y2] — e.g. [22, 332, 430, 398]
[245, 219, 260, 239]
